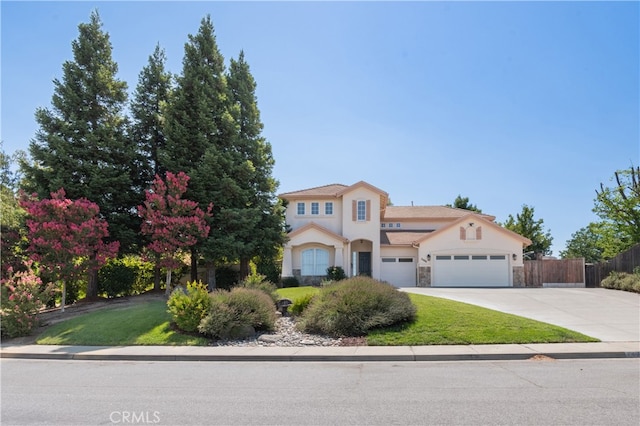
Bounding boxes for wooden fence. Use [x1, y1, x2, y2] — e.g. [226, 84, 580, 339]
[585, 244, 640, 287]
[524, 258, 585, 287]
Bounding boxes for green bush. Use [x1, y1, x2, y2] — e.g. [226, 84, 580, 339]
[281, 276, 300, 288]
[298, 276, 417, 337]
[326, 266, 347, 281]
[99, 258, 137, 298]
[215, 266, 239, 290]
[601, 270, 640, 293]
[198, 287, 276, 339]
[289, 292, 315, 316]
[167, 281, 212, 332]
[239, 273, 278, 303]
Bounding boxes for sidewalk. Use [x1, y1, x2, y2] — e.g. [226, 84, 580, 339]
[2, 341, 638, 362]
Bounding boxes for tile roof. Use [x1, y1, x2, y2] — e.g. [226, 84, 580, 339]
[279, 184, 348, 199]
[384, 206, 495, 221]
[380, 230, 434, 246]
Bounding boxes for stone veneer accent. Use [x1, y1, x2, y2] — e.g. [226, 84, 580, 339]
[293, 269, 326, 286]
[418, 266, 431, 287]
[512, 266, 525, 287]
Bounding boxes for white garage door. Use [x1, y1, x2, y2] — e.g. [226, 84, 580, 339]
[433, 254, 509, 287]
[380, 257, 416, 287]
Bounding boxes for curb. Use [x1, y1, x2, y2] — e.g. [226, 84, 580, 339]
[2, 343, 638, 362]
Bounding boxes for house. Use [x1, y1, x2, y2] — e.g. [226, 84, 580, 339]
[279, 181, 532, 287]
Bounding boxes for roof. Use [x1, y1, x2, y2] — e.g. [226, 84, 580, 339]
[279, 184, 349, 199]
[380, 230, 434, 246]
[287, 222, 350, 243]
[415, 213, 532, 247]
[384, 206, 496, 221]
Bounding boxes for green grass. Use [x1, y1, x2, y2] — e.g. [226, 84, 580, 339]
[366, 293, 599, 345]
[276, 286, 320, 302]
[36, 300, 209, 346]
[36, 287, 598, 346]
[279, 287, 598, 346]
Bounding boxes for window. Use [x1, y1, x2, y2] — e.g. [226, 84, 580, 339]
[490, 255, 506, 260]
[436, 255, 451, 260]
[454, 255, 469, 260]
[357, 200, 366, 221]
[396, 223, 401, 228]
[398, 258, 413, 263]
[301, 249, 329, 275]
[382, 258, 396, 263]
[311, 202, 319, 215]
[472, 255, 488, 260]
[297, 202, 305, 215]
[325, 202, 333, 215]
[381, 223, 386, 228]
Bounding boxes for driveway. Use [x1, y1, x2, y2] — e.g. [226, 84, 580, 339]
[402, 288, 640, 342]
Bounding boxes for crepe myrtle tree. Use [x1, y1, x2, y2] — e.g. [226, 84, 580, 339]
[19, 189, 119, 311]
[138, 172, 212, 294]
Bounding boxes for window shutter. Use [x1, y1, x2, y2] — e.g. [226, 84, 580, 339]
[476, 226, 482, 240]
[366, 200, 371, 221]
[352, 200, 357, 221]
[460, 227, 466, 240]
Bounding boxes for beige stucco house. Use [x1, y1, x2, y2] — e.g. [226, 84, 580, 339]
[280, 181, 532, 287]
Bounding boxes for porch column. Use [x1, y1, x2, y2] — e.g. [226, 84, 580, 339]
[335, 246, 344, 268]
[282, 246, 293, 277]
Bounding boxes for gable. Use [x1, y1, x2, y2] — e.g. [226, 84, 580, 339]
[286, 222, 349, 247]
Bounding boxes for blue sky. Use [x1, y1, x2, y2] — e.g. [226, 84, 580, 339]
[2, 1, 638, 255]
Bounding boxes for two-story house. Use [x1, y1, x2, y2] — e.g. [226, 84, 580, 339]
[279, 181, 532, 287]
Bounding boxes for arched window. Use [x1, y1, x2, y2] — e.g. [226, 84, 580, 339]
[301, 248, 329, 275]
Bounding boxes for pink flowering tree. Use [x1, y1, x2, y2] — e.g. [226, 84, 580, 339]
[138, 172, 212, 294]
[20, 189, 119, 311]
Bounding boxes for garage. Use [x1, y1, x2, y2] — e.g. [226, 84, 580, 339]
[380, 257, 416, 287]
[433, 254, 510, 287]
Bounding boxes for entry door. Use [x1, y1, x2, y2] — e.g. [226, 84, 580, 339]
[358, 252, 372, 276]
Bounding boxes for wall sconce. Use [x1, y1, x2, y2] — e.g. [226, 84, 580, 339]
[512, 253, 517, 261]
[427, 254, 431, 261]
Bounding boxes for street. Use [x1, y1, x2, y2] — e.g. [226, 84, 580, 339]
[2, 359, 638, 425]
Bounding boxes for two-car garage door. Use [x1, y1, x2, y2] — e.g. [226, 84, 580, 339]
[433, 254, 510, 287]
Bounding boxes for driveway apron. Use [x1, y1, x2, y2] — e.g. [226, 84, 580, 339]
[402, 288, 640, 342]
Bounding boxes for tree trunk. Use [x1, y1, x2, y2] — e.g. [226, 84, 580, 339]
[239, 258, 250, 280]
[86, 268, 99, 300]
[165, 269, 172, 296]
[60, 281, 66, 312]
[153, 264, 161, 292]
[206, 262, 216, 292]
[190, 247, 198, 282]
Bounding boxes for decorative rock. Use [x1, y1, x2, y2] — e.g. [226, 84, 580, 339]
[258, 334, 283, 343]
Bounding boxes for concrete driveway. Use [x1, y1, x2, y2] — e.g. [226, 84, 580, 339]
[402, 288, 640, 342]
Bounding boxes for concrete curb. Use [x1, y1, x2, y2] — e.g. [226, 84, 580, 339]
[2, 342, 638, 362]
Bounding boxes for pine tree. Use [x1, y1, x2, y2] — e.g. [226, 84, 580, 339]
[130, 44, 172, 184]
[226, 51, 286, 278]
[161, 15, 240, 288]
[20, 10, 144, 298]
[21, 10, 141, 258]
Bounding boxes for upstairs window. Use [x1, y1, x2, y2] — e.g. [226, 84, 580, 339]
[297, 202, 305, 215]
[357, 200, 366, 221]
[311, 202, 319, 215]
[325, 202, 333, 215]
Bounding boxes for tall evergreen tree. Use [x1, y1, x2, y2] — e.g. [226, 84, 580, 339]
[20, 10, 141, 297]
[161, 15, 239, 288]
[130, 44, 172, 184]
[226, 51, 286, 278]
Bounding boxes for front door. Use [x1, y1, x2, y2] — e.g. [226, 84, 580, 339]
[358, 252, 372, 276]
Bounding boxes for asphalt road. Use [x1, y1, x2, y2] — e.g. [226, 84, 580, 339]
[2, 358, 639, 425]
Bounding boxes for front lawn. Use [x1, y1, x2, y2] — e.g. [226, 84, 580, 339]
[278, 287, 598, 346]
[36, 300, 209, 346]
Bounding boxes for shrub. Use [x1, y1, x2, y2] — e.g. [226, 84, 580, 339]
[239, 273, 278, 303]
[326, 266, 347, 281]
[289, 292, 315, 316]
[167, 281, 211, 332]
[99, 258, 137, 298]
[215, 266, 239, 290]
[198, 287, 276, 339]
[601, 270, 640, 293]
[1, 266, 56, 338]
[298, 276, 417, 337]
[281, 276, 300, 288]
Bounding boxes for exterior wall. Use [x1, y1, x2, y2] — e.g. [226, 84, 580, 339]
[418, 266, 431, 287]
[512, 266, 525, 287]
[286, 198, 343, 235]
[381, 219, 455, 231]
[341, 187, 382, 279]
[417, 222, 526, 286]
